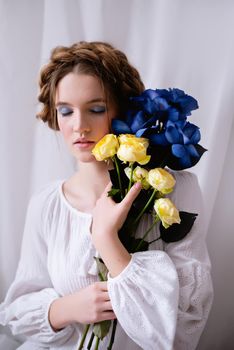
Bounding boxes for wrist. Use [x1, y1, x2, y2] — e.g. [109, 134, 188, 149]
[91, 228, 118, 250]
[49, 294, 75, 330]
[93, 234, 131, 277]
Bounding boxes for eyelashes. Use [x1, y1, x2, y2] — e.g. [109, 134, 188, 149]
[90, 106, 106, 113]
[57, 105, 106, 117]
[57, 106, 73, 117]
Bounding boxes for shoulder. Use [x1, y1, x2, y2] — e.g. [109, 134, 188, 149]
[29, 180, 62, 207]
[31, 179, 62, 199]
[168, 170, 203, 213]
[20, 180, 64, 244]
[170, 169, 198, 187]
[26, 180, 63, 226]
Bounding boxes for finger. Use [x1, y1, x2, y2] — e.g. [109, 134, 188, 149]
[100, 312, 116, 321]
[102, 301, 113, 310]
[96, 291, 110, 301]
[103, 182, 112, 195]
[95, 281, 108, 293]
[98, 182, 113, 201]
[96, 281, 108, 291]
[121, 182, 142, 209]
[101, 292, 110, 301]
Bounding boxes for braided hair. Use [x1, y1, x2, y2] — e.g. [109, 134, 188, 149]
[37, 41, 145, 130]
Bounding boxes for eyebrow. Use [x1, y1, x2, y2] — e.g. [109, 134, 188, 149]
[55, 98, 106, 107]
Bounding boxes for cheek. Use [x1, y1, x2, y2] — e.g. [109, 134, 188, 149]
[102, 110, 117, 133]
[57, 119, 71, 139]
[106, 108, 118, 132]
[98, 120, 111, 136]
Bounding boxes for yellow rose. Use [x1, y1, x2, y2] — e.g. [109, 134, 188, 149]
[124, 166, 150, 190]
[148, 168, 176, 194]
[92, 134, 119, 161]
[154, 198, 181, 228]
[117, 134, 151, 165]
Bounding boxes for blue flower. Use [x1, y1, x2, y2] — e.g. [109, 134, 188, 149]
[166, 120, 202, 168]
[136, 119, 205, 169]
[112, 87, 205, 170]
[112, 88, 199, 136]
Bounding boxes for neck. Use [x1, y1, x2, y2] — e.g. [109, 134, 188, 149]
[73, 160, 111, 198]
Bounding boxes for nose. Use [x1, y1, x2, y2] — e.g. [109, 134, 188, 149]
[72, 111, 90, 134]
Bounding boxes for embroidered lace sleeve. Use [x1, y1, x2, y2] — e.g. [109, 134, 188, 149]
[166, 171, 214, 349]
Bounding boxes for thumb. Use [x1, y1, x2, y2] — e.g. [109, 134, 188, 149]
[121, 182, 142, 210]
[97, 181, 113, 201]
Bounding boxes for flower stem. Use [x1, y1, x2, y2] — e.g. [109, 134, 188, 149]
[113, 156, 124, 199]
[127, 163, 134, 192]
[133, 217, 159, 252]
[94, 336, 100, 350]
[98, 270, 106, 282]
[87, 332, 95, 349]
[148, 236, 161, 245]
[78, 324, 90, 350]
[133, 188, 157, 225]
[107, 319, 117, 350]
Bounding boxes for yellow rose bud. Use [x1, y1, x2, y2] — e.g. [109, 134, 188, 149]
[154, 198, 181, 228]
[124, 166, 150, 190]
[92, 134, 119, 161]
[117, 134, 151, 165]
[148, 168, 176, 194]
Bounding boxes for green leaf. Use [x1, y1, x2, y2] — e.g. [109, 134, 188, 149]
[94, 257, 108, 281]
[108, 188, 120, 197]
[160, 211, 198, 243]
[117, 228, 149, 252]
[93, 320, 112, 340]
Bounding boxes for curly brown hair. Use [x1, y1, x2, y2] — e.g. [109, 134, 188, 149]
[36, 41, 145, 130]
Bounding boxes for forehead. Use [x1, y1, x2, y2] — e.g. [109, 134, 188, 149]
[55, 73, 105, 103]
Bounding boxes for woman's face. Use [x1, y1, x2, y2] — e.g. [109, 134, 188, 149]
[56, 72, 117, 163]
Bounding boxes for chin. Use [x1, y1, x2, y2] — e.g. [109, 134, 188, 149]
[74, 153, 97, 164]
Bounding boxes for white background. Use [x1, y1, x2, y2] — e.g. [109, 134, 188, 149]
[0, 0, 234, 349]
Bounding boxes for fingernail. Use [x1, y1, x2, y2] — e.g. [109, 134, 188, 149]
[135, 182, 142, 189]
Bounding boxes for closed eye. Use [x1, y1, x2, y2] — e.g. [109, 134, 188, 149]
[57, 106, 73, 117]
[90, 106, 106, 114]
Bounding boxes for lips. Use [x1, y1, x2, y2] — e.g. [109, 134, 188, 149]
[73, 139, 95, 149]
[73, 139, 94, 145]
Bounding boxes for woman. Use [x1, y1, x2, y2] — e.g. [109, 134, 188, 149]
[0, 41, 213, 350]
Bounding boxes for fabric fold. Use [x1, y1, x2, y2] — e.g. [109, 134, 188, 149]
[108, 251, 179, 350]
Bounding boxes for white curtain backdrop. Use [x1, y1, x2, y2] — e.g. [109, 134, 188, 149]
[0, 0, 234, 349]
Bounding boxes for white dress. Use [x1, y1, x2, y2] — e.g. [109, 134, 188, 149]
[0, 171, 213, 350]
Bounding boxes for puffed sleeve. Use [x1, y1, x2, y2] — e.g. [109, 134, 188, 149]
[165, 171, 214, 349]
[107, 247, 180, 349]
[0, 186, 75, 346]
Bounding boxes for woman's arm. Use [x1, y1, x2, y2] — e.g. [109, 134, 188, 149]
[0, 186, 75, 346]
[90, 172, 213, 350]
[91, 182, 142, 277]
[165, 171, 214, 349]
[90, 181, 179, 349]
[0, 183, 119, 344]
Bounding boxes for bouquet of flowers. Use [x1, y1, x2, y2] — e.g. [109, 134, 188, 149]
[77, 88, 206, 350]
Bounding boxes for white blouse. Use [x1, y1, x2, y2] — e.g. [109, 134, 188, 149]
[0, 171, 213, 350]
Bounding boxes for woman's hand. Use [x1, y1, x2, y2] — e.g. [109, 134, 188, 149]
[91, 182, 142, 277]
[70, 281, 115, 324]
[91, 181, 142, 240]
[49, 282, 115, 330]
